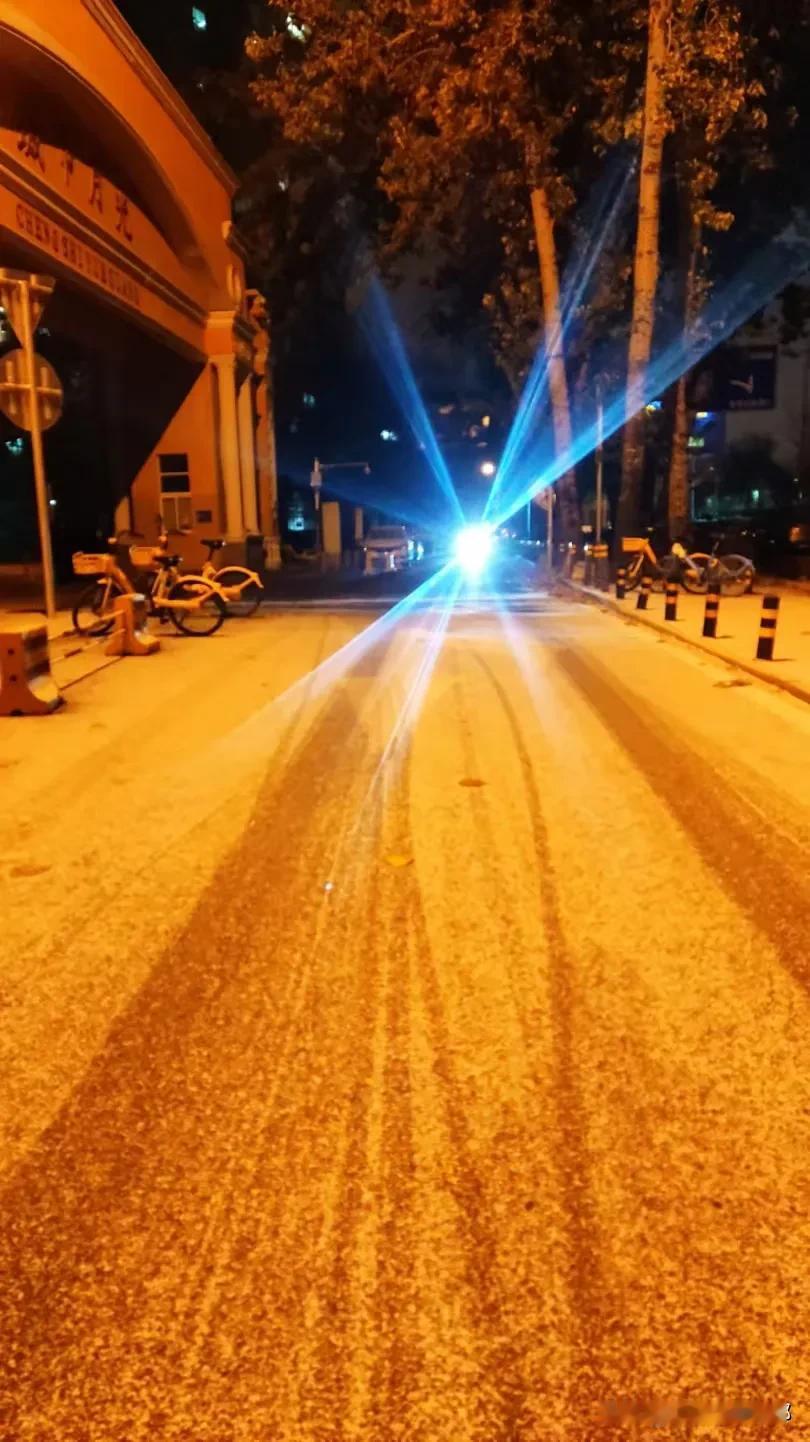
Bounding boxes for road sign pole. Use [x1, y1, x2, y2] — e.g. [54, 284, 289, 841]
[20, 280, 56, 619]
[595, 380, 604, 547]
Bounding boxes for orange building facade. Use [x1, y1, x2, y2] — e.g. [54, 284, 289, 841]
[0, 0, 279, 577]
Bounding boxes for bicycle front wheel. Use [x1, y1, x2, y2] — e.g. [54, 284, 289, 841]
[72, 578, 124, 636]
[718, 554, 755, 596]
[622, 556, 644, 591]
[167, 579, 226, 636]
[681, 555, 709, 594]
[215, 567, 263, 617]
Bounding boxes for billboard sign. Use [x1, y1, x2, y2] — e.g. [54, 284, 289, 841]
[688, 345, 777, 412]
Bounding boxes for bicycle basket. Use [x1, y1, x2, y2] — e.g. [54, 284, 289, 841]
[129, 545, 159, 568]
[72, 552, 115, 576]
[621, 536, 647, 554]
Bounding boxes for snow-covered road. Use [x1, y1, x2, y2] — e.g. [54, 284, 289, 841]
[1, 594, 808, 1439]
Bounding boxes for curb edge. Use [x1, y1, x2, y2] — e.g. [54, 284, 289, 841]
[560, 578, 810, 709]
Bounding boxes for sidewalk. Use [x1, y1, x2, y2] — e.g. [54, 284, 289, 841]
[0, 605, 139, 692]
[0, 608, 74, 640]
[566, 573, 810, 705]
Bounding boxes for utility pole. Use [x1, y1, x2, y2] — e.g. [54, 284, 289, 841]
[20, 283, 54, 618]
[595, 376, 605, 548]
[0, 271, 61, 620]
[310, 458, 370, 562]
[310, 458, 322, 514]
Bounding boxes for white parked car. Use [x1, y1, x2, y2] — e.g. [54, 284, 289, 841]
[363, 525, 415, 572]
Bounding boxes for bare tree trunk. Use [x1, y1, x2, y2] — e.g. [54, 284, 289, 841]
[531, 186, 580, 543]
[617, 0, 671, 540]
[667, 374, 689, 535]
[668, 216, 701, 540]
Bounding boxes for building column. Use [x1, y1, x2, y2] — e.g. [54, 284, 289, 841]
[114, 491, 133, 537]
[212, 354, 244, 540]
[237, 374, 259, 534]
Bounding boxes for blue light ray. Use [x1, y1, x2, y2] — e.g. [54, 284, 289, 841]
[316, 473, 455, 538]
[485, 157, 635, 522]
[216, 560, 461, 768]
[490, 224, 810, 529]
[307, 573, 461, 902]
[368, 570, 462, 783]
[360, 275, 465, 526]
[492, 590, 547, 703]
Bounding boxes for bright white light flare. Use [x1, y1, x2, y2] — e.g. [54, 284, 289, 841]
[453, 524, 494, 575]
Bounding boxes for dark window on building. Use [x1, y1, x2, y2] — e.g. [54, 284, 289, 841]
[158, 452, 192, 529]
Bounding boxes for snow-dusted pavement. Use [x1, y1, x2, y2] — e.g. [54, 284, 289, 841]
[1, 595, 808, 1440]
[572, 571, 810, 704]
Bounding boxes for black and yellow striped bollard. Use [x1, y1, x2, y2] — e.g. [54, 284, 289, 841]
[615, 566, 627, 601]
[595, 543, 610, 592]
[636, 574, 652, 611]
[756, 594, 780, 661]
[664, 581, 678, 622]
[702, 586, 720, 639]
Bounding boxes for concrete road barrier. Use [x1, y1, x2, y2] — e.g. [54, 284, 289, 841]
[105, 594, 160, 657]
[0, 624, 63, 716]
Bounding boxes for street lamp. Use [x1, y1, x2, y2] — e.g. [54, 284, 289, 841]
[310, 458, 371, 561]
[479, 459, 496, 478]
[310, 457, 371, 506]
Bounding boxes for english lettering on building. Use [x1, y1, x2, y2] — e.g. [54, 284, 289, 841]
[0, 0, 280, 576]
[14, 201, 141, 309]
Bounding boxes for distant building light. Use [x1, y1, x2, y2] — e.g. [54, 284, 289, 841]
[5, 438, 24, 457]
[380, 429, 398, 442]
[482, 414, 491, 427]
[302, 392, 316, 408]
[696, 410, 712, 420]
[191, 6, 207, 30]
[286, 13, 309, 41]
[49, 497, 57, 507]
[751, 488, 760, 503]
[480, 460, 496, 477]
[278, 178, 289, 191]
[645, 400, 662, 413]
